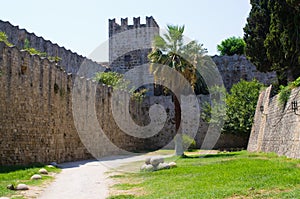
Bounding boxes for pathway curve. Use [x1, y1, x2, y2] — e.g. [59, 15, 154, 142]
[38, 154, 171, 199]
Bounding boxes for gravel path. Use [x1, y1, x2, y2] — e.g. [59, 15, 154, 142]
[38, 154, 171, 199]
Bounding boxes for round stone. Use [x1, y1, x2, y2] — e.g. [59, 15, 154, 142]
[157, 162, 170, 170]
[150, 157, 164, 167]
[145, 157, 151, 165]
[140, 164, 147, 171]
[168, 162, 177, 168]
[16, 183, 29, 190]
[144, 164, 154, 172]
[6, 184, 14, 190]
[30, 174, 42, 180]
[39, 168, 48, 174]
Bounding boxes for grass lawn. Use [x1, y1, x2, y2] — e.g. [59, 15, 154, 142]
[0, 164, 61, 199]
[108, 151, 300, 199]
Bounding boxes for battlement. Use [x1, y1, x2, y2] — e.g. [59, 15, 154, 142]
[109, 16, 159, 37]
[0, 20, 103, 74]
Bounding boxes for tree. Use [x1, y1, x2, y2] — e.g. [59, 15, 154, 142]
[217, 36, 246, 56]
[244, 0, 271, 72]
[223, 79, 263, 135]
[148, 25, 208, 156]
[244, 0, 300, 86]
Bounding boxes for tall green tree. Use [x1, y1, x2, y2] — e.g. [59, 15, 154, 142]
[244, 0, 271, 72]
[244, 0, 300, 86]
[148, 25, 208, 155]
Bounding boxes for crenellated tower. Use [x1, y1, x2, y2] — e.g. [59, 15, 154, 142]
[108, 16, 159, 73]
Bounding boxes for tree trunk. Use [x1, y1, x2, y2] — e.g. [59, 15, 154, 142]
[174, 95, 183, 156]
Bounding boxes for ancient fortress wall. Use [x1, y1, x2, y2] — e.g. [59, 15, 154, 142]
[248, 86, 300, 159]
[109, 16, 159, 73]
[0, 42, 181, 165]
[212, 55, 277, 91]
[0, 20, 102, 75]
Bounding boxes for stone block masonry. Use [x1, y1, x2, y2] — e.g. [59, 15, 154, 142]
[0, 42, 179, 165]
[212, 55, 277, 91]
[109, 16, 159, 73]
[248, 86, 300, 159]
[0, 20, 103, 75]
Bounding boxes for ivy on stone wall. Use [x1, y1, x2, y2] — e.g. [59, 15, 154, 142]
[278, 76, 300, 106]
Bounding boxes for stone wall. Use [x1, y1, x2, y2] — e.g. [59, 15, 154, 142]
[212, 55, 277, 91]
[109, 16, 159, 73]
[0, 20, 103, 75]
[248, 86, 300, 159]
[0, 42, 192, 165]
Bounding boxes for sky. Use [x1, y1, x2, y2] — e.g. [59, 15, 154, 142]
[1, 0, 251, 61]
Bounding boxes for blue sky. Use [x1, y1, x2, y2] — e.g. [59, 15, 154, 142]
[1, 0, 251, 61]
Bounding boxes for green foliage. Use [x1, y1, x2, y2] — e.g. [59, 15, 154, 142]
[182, 134, 196, 151]
[94, 71, 147, 102]
[244, 0, 300, 86]
[224, 79, 263, 135]
[94, 71, 123, 87]
[148, 25, 209, 95]
[217, 36, 246, 56]
[0, 31, 13, 46]
[244, 0, 271, 73]
[24, 47, 47, 57]
[110, 151, 300, 198]
[201, 86, 227, 125]
[23, 39, 62, 62]
[48, 56, 62, 63]
[278, 76, 300, 105]
[0, 165, 61, 197]
[202, 80, 262, 135]
[278, 85, 292, 106]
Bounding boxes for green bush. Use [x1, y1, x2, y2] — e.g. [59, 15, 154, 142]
[217, 36, 246, 56]
[94, 71, 123, 87]
[0, 32, 13, 46]
[94, 71, 147, 102]
[224, 79, 263, 135]
[278, 76, 300, 106]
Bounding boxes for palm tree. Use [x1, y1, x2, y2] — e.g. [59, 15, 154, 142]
[148, 25, 208, 156]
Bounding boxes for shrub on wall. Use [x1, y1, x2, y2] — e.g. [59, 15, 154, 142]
[278, 76, 300, 105]
[94, 71, 147, 102]
[0, 32, 13, 47]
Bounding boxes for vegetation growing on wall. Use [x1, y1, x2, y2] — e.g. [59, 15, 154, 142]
[0, 32, 13, 47]
[23, 39, 62, 63]
[94, 71, 147, 102]
[278, 76, 300, 105]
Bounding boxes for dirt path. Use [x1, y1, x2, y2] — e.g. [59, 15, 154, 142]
[38, 154, 170, 199]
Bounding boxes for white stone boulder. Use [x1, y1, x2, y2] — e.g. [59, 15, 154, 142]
[16, 184, 29, 190]
[145, 157, 151, 165]
[157, 162, 170, 170]
[168, 162, 177, 168]
[150, 157, 164, 167]
[39, 168, 48, 174]
[30, 174, 42, 180]
[144, 164, 154, 172]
